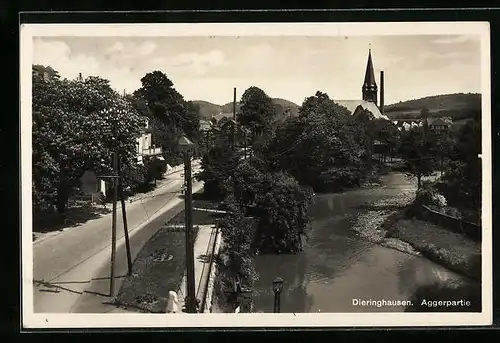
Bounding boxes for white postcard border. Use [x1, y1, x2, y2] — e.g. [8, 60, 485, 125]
[20, 21, 492, 328]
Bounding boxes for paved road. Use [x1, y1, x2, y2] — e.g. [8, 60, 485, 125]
[32, 163, 202, 313]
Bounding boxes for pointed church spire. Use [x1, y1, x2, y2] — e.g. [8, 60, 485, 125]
[362, 47, 378, 104]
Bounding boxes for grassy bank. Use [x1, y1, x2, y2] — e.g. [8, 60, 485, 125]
[352, 173, 481, 282]
[385, 217, 481, 281]
[113, 198, 220, 313]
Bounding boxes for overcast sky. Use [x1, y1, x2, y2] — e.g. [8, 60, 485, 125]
[32, 34, 482, 106]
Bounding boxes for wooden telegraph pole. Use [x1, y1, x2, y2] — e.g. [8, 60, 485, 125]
[117, 154, 133, 275]
[180, 136, 196, 313]
[232, 87, 236, 151]
[110, 151, 118, 297]
[98, 150, 134, 297]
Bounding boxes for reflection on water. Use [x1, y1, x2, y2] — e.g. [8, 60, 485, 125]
[251, 173, 476, 313]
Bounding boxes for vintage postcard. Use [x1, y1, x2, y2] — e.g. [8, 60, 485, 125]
[21, 22, 492, 328]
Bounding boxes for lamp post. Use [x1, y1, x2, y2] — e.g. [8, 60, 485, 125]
[272, 277, 283, 313]
[179, 135, 197, 313]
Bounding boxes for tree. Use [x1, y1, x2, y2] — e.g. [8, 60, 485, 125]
[442, 119, 481, 212]
[231, 162, 264, 209]
[262, 91, 368, 191]
[32, 69, 144, 213]
[253, 172, 314, 253]
[397, 129, 435, 190]
[196, 143, 240, 199]
[299, 91, 351, 120]
[144, 157, 167, 185]
[237, 86, 276, 142]
[133, 71, 200, 163]
[32, 64, 60, 81]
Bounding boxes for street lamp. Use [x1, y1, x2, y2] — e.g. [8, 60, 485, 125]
[272, 277, 284, 313]
[178, 135, 197, 313]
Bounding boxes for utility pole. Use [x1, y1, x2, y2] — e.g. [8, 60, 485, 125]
[233, 87, 236, 121]
[117, 153, 133, 276]
[232, 87, 237, 151]
[110, 150, 118, 297]
[183, 147, 196, 313]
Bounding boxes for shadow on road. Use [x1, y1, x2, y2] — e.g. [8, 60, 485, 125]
[33, 205, 112, 236]
[34, 279, 84, 295]
[34, 275, 128, 297]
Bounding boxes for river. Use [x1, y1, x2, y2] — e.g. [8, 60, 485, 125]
[250, 172, 472, 313]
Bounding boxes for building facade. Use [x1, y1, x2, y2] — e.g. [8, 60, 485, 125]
[135, 117, 163, 165]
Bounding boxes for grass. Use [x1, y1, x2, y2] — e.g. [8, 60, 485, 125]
[114, 198, 220, 313]
[386, 218, 481, 281]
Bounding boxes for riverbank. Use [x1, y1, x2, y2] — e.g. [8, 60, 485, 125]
[351, 185, 421, 256]
[386, 217, 481, 281]
[351, 170, 481, 282]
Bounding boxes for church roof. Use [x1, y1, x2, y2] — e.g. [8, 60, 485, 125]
[334, 100, 389, 120]
[363, 49, 377, 89]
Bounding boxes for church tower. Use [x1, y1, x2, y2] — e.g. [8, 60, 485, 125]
[362, 48, 378, 105]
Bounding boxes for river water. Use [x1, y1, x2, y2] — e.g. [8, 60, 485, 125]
[250, 172, 471, 313]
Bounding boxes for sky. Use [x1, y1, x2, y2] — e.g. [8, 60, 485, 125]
[32, 34, 482, 106]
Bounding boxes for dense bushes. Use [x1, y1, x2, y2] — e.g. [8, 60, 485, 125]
[252, 172, 314, 253]
[200, 154, 314, 254]
[216, 203, 259, 288]
[196, 144, 240, 200]
[440, 119, 481, 219]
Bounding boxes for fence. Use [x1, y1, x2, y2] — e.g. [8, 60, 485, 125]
[199, 225, 222, 313]
[420, 205, 481, 241]
[164, 159, 201, 176]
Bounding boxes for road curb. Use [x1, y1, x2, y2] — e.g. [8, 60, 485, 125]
[33, 163, 200, 247]
[66, 182, 205, 313]
[111, 182, 205, 252]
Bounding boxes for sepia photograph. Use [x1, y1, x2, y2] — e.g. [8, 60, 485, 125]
[20, 22, 491, 328]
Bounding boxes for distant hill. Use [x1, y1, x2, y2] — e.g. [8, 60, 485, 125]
[383, 93, 481, 121]
[192, 98, 300, 121]
[191, 100, 222, 120]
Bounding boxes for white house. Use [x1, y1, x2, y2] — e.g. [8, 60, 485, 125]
[136, 117, 163, 165]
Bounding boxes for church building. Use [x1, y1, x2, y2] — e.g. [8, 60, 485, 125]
[335, 48, 390, 121]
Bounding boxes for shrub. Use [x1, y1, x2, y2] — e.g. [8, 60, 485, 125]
[253, 172, 314, 254]
[217, 205, 258, 289]
[414, 187, 447, 209]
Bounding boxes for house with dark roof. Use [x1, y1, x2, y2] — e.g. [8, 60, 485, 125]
[334, 49, 390, 121]
[425, 117, 453, 134]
